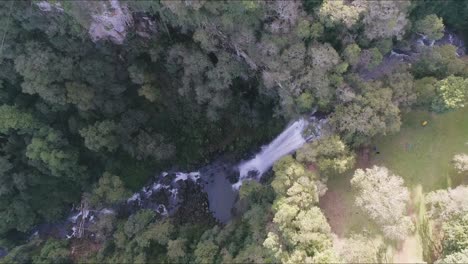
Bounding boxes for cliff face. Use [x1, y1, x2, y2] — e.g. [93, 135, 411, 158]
[36, 0, 156, 44]
[88, 0, 133, 44]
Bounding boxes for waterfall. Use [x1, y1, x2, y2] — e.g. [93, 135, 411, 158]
[34, 116, 324, 237]
[233, 118, 309, 189]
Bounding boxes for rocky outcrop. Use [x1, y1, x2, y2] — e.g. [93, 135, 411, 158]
[88, 0, 133, 44]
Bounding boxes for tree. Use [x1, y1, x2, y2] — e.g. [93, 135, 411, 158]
[122, 130, 175, 161]
[413, 45, 466, 78]
[343, 43, 362, 67]
[453, 154, 468, 173]
[296, 92, 314, 113]
[336, 235, 386, 263]
[167, 239, 188, 262]
[264, 206, 338, 263]
[14, 41, 72, 104]
[436, 248, 468, 264]
[264, 156, 338, 263]
[123, 209, 155, 238]
[442, 213, 468, 256]
[295, 19, 312, 40]
[309, 43, 341, 72]
[330, 86, 401, 145]
[366, 48, 383, 69]
[280, 43, 306, 71]
[414, 77, 437, 107]
[425, 186, 468, 222]
[271, 155, 317, 203]
[362, 1, 411, 40]
[432, 75, 468, 113]
[318, 0, 366, 29]
[385, 67, 417, 109]
[26, 129, 85, 180]
[88, 172, 130, 206]
[0, 105, 41, 134]
[0, 199, 37, 234]
[296, 135, 355, 175]
[138, 84, 160, 103]
[79, 120, 119, 152]
[414, 14, 445, 41]
[32, 240, 70, 264]
[65, 82, 95, 111]
[135, 221, 174, 248]
[194, 240, 219, 264]
[425, 186, 468, 262]
[351, 166, 414, 241]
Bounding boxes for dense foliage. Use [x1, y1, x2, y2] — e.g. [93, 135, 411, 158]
[1, 0, 468, 263]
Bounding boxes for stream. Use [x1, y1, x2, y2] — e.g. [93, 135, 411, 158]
[13, 29, 467, 249]
[28, 115, 324, 241]
[360, 29, 465, 80]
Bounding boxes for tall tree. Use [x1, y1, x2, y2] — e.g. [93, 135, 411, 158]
[351, 166, 414, 241]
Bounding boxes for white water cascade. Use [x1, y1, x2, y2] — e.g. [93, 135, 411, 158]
[31, 117, 324, 239]
[233, 118, 310, 189]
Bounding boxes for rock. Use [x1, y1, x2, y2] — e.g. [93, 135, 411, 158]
[88, 0, 133, 44]
[36, 1, 64, 12]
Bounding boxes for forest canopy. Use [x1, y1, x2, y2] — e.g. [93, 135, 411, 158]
[0, 0, 468, 263]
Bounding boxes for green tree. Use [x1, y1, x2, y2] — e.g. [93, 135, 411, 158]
[425, 185, 468, 221]
[436, 248, 468, 264]
[0, 105, 40, 134]
[264, 206, 337, 263]
[271, 155, 317, 202]
[442, 213, 468, 256]
[79, 120, 119, 152]
[318, 0, 365, 29]
[167, 239, 188, 262]
[281, 43, 306, 71]
[414, 77, 438, 107]
[88, 172, 130, 206]
[414, 14, 445, 41]
[123, 209, 155, 238]
[296, 135, 355, 175]
[264, 156, 338, 263]
[296, 92, 314, 113]
[351, 166, 414, 241]
[343, 43, 362, 67]
[413, 45, 466, 78]
[65, 82, 95, 111]
[26, 130, 85, 180]
[385, 68, 417, 109]
[331, 86, 401, 145]
[368, 48, 383, 69]
[453, 154, 468, 173]
[194, 240, 219, 264]
[33, 240, 70, 264]
[337, 235, 386, 263]
[138, 84, 160, 103]
[123, 130, 175, 161]
[14, 42, 72, 104]
[432, 75, 468, 113]
[362, 1, 411, 40]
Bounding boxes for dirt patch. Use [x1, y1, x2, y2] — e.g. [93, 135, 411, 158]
[70, 239, 102, 262]
[393, 234, 424, 263]
[319, 187, 350, 237]
[356, 147, 371, 169]
[308, 163, 318, 173]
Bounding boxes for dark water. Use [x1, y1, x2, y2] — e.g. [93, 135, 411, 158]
[0, 248, 6, 258]
[199, 161, 238, 223]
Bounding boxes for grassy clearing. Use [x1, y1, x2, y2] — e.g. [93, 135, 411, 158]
[371, 107, 468, 191]
[319, 172, 380, 237]
[320, 108, 467, 259]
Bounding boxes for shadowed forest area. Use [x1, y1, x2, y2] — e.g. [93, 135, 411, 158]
[0, 1, 467, 263]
